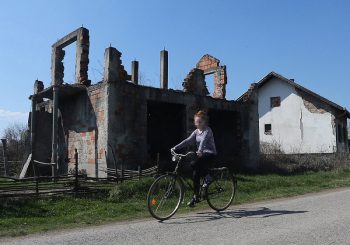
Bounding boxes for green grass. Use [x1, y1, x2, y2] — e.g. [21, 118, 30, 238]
[1, 168, 350, 237]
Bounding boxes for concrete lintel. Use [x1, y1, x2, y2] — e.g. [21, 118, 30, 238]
[52, 27, 87, 49]
[51, 27, 90, 86]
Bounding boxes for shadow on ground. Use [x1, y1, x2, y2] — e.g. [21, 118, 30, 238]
[161, 207, 308, 224]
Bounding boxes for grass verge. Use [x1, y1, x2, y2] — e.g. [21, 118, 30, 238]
[1, 168, 350, 237]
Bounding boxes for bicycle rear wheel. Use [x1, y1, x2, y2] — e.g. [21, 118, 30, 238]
[206, 168, 236, 211]
[147, 174, 183, 221]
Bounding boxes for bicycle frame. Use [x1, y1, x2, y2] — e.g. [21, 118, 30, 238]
[169, 150, 206, 201]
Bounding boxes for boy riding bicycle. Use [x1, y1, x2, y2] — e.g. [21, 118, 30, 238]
[171, 110, 216, 207]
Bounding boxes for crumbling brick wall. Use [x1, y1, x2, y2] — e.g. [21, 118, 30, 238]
[65, 84, 108, 177]
[67, 130, 96, 174]
[65, 47, 131, 177]
[196, 54, 220, 71]
[183, 54, 227, 99]
[182, 68, 209, 96]
[239, 83, 258, 103]
[196, 54, 227, 99]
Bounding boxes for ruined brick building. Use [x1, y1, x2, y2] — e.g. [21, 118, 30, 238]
[25, 27, 259, 177]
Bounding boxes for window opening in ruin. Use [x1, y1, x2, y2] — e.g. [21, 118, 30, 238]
[147, 101, 186, 164]
[270, 97, 281, 108]
[62, 44, 76, 83]
[205, 73, 215, 95]
[208, 110, 240, 159]
[265, 124, 272, 135]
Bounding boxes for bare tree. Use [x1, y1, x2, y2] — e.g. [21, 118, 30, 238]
[2, 123, 29, 162]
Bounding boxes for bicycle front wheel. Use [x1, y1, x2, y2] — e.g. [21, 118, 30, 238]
[147, 174, 183, 221]
[206, 168, 236, 211]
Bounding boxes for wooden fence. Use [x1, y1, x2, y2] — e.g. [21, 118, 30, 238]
[0, 147, 159, 199]
[0, 164, 158, 199]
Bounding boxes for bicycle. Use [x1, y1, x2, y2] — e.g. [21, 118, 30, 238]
[147, 149, 237, 221]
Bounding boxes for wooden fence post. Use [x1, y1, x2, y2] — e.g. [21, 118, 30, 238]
[74, 148, 78, 194]
[35, 177, 39, 196]
[138, 165, 141, 180]
[121, 162, 124, 183]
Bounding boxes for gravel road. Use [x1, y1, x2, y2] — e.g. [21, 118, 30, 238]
[2, 188, 350, 245]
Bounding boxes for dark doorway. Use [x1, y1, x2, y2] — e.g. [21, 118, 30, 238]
[147, 101, 186, 163]
[208, 109, 240, 161]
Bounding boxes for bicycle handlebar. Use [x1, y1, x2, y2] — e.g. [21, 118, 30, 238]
[170, 149, 195, 158]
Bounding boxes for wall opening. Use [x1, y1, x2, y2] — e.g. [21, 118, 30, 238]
[62, 44, 76, 83]
[208, 109, 240, 161]
[205, 73, 215, 96]
[147, 101, 186, 163]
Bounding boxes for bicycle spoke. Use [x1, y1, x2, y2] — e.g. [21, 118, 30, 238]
[147, 174, 182, 220]
[206, 170, 236, 211]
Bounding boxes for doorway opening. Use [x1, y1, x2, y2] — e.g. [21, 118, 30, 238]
[147, 101, 186, 163]
[208, 109, 240, 161]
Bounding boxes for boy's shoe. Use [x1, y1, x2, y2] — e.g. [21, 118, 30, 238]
[187, 196, 199, 208]
[202, 174, 213, 188]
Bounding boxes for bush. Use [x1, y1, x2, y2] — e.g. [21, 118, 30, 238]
[108, 178, 154, 202]
[260, 153, 350, 174]
[259, 140, 350, 174]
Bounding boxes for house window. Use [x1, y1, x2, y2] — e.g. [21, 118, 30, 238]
[264, 124, 272, 135]
[270, 97, 281, 108]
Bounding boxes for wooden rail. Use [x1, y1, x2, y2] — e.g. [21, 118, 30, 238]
[0, 164, 158, 199]
[0, 148, 159, 199]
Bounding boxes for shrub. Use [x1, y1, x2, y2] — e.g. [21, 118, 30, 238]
[260, 153, 350, 174]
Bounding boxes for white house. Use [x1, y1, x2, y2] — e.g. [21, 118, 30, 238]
[248, 72, 349, 154]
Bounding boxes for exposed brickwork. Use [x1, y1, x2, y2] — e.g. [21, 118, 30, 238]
[182, 68, 209, 96]
[65, 85, 107, 177]
[239, 83, 257, 103]
[76, 28, 90, 86]
[67, 130, 95, 171]
[296, 88, 332, 114]
[212, 66, 227, 99]
[183, 54, 227, 99]
[196, 54, 220, 70]
[51, 48, 65, 85]
[89, 87, 106, 126]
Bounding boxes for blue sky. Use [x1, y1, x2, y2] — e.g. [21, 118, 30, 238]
[0, 0, 349, 134]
